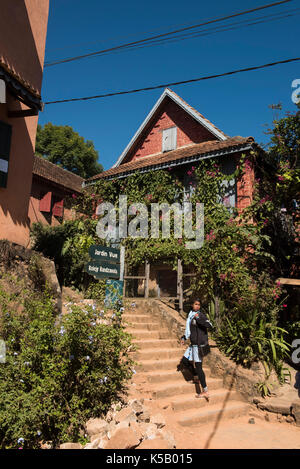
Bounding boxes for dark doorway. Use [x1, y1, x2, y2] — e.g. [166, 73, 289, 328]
[157, 268, 177, 297]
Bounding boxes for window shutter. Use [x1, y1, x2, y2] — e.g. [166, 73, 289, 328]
[162, 127, 177, 152]
[39, 191, 52, 212]
[0, 120, 12, 188]
[52, 198, 64, 217]
[220, 157, 236, 208]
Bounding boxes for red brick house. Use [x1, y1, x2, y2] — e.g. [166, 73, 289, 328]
[85, 88, 258, 298]
[29, 155, 83, 228]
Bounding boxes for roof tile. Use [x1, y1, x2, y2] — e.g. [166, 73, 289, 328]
[33, 155, 84, 193]
[87, 136, 254, 182]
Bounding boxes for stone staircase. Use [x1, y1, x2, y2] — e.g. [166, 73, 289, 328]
[123, 300, 250, 428]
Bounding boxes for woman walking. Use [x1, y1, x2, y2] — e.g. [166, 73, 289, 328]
[180, 299, 213, 400]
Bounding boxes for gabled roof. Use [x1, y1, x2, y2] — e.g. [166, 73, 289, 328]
[112, 88, 228, 168]
[86, 136, 254, 184]
[32, 155, 84, 193]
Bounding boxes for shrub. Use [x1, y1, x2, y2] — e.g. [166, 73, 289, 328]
[0, 280, 134, 449]
[84, 279, 106, 302]
[30, 219, 98, 289]
[213, 307, 291, 386]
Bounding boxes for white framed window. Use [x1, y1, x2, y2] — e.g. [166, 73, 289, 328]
[162, 127, 177, 152]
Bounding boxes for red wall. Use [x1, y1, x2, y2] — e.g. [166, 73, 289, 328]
[236, 155, 255, 212]
[124, 98, 218, 163]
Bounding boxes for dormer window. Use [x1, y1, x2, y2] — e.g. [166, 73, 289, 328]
[162, 127, 177, 152]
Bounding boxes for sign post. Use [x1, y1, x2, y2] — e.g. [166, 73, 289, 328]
[85, 244, 124, 307]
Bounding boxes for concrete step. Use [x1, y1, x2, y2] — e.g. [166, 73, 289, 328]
[132, 339, 179, 350]
[126, 329, 170, 340]
[123, 314, 154, 323]
[158, 389, 241, 412]
[148, 377, 223, 399]
[136, 358, 183, 372]
[140, 367, 211, 384]
[123, 309, 151, 316]
[131, 347, 183, 361]
[126, 322, 162, 331]
[177, 401, 250, 427]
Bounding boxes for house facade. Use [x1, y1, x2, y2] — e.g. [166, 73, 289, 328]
[85, 88, 258, 299]
[29, 155, 83, 229]
[0, 0, 49, 247]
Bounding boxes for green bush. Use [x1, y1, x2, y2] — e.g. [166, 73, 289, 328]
[30, 219, 98, 289]
[0, 282, 134, 449]
[214, 308, 291, 385]
[284, 320, 300, 345]
[84, 279, 106, 302]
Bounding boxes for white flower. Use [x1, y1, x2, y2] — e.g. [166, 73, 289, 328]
[13, 352, 18, 356]
[85, 356, 90, 361]
[92, 305, 96, 311]
[37, 431, 41, 436]
[59, 326, 65, 335]
[17, 438, 24, 444]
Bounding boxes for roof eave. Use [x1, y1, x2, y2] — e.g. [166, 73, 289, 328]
[0, 64, 42, 111]
[85, 142, 254, 187]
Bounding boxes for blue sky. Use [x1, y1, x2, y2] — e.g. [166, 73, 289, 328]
[39, 0, 300, 171]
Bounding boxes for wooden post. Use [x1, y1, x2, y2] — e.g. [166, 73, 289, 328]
[123, 262, 127, 297]
[214, 293, 220, 331]
[145, 260, 150, 298]
[177, 258, 183, 315]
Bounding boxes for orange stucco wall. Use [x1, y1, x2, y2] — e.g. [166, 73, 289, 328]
[0, 0, 49, 247]
[0, 0, 49, 93]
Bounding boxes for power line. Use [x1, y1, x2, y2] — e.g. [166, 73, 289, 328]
[45, 16, 231, 54]
[79, 9, 299, 61]
[44, 0, 292, 67]
[44, 57, 300, 105]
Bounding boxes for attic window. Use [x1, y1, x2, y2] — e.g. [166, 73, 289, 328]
[162, 127, 177, 152]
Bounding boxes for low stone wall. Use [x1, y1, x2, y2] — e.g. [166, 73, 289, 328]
[140, 298, 279, 402]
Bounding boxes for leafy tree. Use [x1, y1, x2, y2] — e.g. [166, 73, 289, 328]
[35, 123, 103, 179]
[244, 103, 300, 279]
